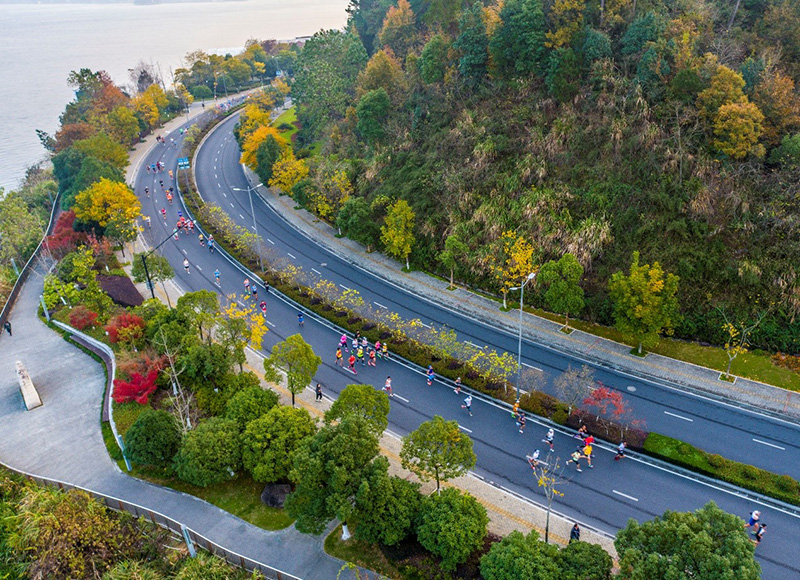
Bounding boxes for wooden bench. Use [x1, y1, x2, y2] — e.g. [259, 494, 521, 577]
[16, 361, 42, 410]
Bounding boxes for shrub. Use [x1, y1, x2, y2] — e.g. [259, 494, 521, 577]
[173, 417, 241, 487]
[113, 370, 159, 404]
[105, 313, 146, 344]
[69, 305, 98, 330]
[567, 410, 649, 450]
[124, 409, 181, 468]
[224, 385, 280, 429]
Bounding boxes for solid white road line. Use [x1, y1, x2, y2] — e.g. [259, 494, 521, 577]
[612, 490, 639, 502]
[374, 302, 387, 309]
[419, 322, 431, 328]
[664, 411, 694, 422]
[459, 424, 473, 433]
[311, 268, 322, 275]
[339, 284, 350, 291]
[752, 438, 785, 450]
[521, 362, 543, 372]
[287, 253, 296, 259]
[394, 395, 409, 402]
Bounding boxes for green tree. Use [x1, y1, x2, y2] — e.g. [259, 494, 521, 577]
[224, 384, 280, 429]
[608, 251, 680, 354]
[255, 134, 285, 184]
[354, 456, 421, 545]
[539, 253, 584, 328]
[175, 290, 220, 343]
[400, 415, 476, 491]
[348, 0, 394, 54]
[546, 47, 582, 102]
[615, 502, 760, 579]
[417, 488, 488, 571]
[131, 252, 175, 307]
[263, 333, 321, 407]
[381, 198, 415, 269]
[173, 417, 241, 487]
[324, 383, 390, 435]
[479, 530, 560, 580]
[336, 197, 381, 251]
[72, 132, 129, 171]
[105, 105, 140, 146]
[419, 34, 450, 84]
[489, 0, 547, 79]
[557, 540, 613, 580]
[0, 194, 43, 267]
[124, 409, 181, 469]
[439, 233, 468, 289]
[454, 2, 489, 84]
[356, 88, 391, 143]
[285, 416, 380, 537]
[242, 405, 317, 483]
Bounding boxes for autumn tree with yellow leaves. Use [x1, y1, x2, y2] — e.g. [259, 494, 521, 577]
[218, 295, 268, 372]
[74, 178, 141, 235]
[381, 199, 415, 270]
[493, 231, 536, 309]
[269, 150, 309, 194]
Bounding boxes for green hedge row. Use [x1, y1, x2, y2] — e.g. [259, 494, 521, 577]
[644, 433, 800, 506]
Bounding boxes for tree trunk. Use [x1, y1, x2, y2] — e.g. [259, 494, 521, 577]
[450, 268, 454, 289]
[637, 342, 642, 355]
[564, 311, 570, 329]
[727, 0, 742, 32]
[631, 0, 637, 19]
[291, 391, 296, 407]
[545, 504, 551, 543]
[726, 356, 733, 377]
[503, 291, 508, 310]
[341, 523, 351, 541]
[405, 256, 410, 270]
[599, 0, 605, 24]
[160, 281, 172, 308]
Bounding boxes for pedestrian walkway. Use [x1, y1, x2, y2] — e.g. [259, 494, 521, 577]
[244, 165, 800, 420]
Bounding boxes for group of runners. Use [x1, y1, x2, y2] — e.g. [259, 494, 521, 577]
[335, 331, 390, 376]
[525, 424, 628, 474]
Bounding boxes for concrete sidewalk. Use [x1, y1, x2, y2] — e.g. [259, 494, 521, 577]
[243, 165, 800, 420]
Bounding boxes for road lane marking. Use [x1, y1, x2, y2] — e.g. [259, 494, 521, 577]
[374, 302, 387, 309]
[267, 238, 275, 244]
[287, 253, 296, 259]
[339, 284, 351, 291]
[265, 320, 276, 327]
[394, 395, 409, 402]
[215, 173, 218, 179]
[230, 203, 234, 208]
[222, 192, 227, 197]
[612, 490, 639, 502]
[239, 214, 245, 220]
[465, 341, 484, 349]
[419, 322, 431, 328]
[753, 438, 785, 450]
[521, 362, 543, 372]
[311, 268, 321, 275]
[459, 424, 473, 433]
[664, 411, 693, 422]
[181, 249, 187, 255]
[195, 265, 202, 271]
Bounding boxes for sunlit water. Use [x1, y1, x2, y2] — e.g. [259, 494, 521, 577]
[0, 0, 347, 192]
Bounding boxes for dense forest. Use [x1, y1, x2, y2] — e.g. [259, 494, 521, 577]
[261, 0, 800, 353]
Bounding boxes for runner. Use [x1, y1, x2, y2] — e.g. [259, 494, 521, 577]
[752, 523, 766, 546]
[183, 258, 190, 274]
[745, 510, 761, 529]
[315, 383, 323, 402]
[160, 208, 167, 220]
[574, 425, 588, 441]
[461, 395, 473, 416]
[454, 377, 462, 394]
[356, 346, 365, 366]
[297, 312, 305, 327]
[259, 301, 267, 316]
[243, 278, 250, 294]
[384, 376, 393, 397]
[543, 428, 555, 452]
[207, 237, 215, 252]
[169, 170, 174, 180]
[526, 449, 541, 469]
[340, 334, 349, 352]
[375, 341, 382, 357]
[144, 186, 150, 197]
[368, 349, 376, 367]
[335, 347, 343, 367]
[512, 401, 520, 419]
[426, 365, 435, 386]
[251, 285, 258, 300]
[351, 336, 359, 353]
[166, 192, 173, 204]
[583, 444, 593, 468]
[142, 215, 151, 229]
[381, 342, 389, 359]
[567, 450, 583, 472]
[517, 413, 527, 434]
[199, 233, 205, 246]
[615, 441, 627, 461]
[348, 354, 357, 374]
[214, 269, 220, 285]
[360, 336, 368, 350]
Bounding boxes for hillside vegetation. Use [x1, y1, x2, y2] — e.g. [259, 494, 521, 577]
[255, 0, 800, 355]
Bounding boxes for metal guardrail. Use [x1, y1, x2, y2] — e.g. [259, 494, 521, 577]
[0, 192, 61, 329]
[0, 462, 301, 580]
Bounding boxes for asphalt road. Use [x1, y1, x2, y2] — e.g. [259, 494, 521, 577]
[134, 112, 800, 578]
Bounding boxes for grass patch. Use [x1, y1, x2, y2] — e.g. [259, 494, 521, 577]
[271, 106, 299, 142]
[135, 470, 294, 531]
[112, 401, 148, 437]
[644, 433, 800, 506]
[718, 373, 736, 383]
[325, 524, 408, 580]
[101, 421, 123, 461]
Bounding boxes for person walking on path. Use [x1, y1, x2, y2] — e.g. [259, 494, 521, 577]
[570, 523, 581, 543]
[315, 384, 323, 401]
[567, 450, 583, 472]
[543, 428, 555, 452]
[462, 395, 473, 416]
[745, 510, 761, 529]
[384, 376, 393, 397]
[752, 523, 766, 545]
[183, 258, 190, 274]
[526, 449, 540, 469]
[615, 441, 627, 461]
[3, 321, 11, 336]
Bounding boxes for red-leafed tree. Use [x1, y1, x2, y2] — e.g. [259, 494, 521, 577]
[113, 370, 159, 404]
[105, 313, 145, 344]
[69, 305, 98, 330]
[45, 210, 87, 258]
[582, 386, 642, 436]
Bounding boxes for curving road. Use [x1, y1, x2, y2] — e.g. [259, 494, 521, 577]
[133, 109, 800, 578]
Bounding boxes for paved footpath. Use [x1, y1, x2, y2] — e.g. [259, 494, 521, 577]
[0, 106, 348, 580]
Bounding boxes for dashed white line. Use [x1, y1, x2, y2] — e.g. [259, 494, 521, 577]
[230, 203, 234, 208]
[239, 214, 245, 220]
[394, 395, 409, 403]
[419, 322, 431, 329]
[458, 424, 473, 433]
[664, 411, 694, 422]
[521, 362, 543, 372]
[215, 157, 218, 162]
[752, 438, 785, 450]
[215, 173, 218, 179]
[311, 268, 321, 275]
[181, 249, 187, 255]
[465, 341, 483, 349]
[195, 265, 202, 271]
[612, 490, 639, 502]
[339, 284, 351, 291]
[374, 302, 388, 309]
[267, 238, 275, 245]
[222, 192, 227, 197]
[265, 320, 276, 327]
[287, 253, 296, 259]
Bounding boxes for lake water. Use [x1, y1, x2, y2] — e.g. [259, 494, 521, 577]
[0, 0, 348, 192]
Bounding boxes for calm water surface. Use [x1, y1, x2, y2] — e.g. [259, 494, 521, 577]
[0, 0, 347, 191]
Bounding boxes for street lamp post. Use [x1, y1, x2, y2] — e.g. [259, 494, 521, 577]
[510, 272, 537, 403]
[142, 227, 180, 301]
[232, 183, 264, 271]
